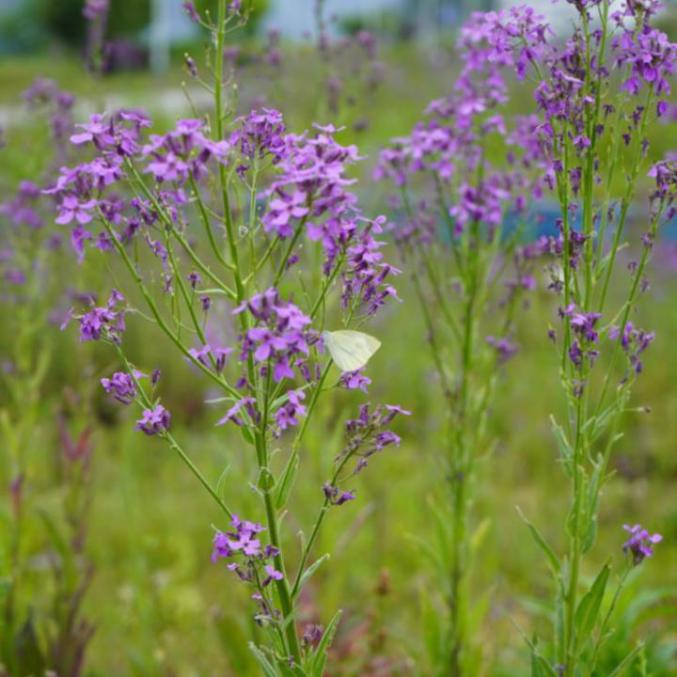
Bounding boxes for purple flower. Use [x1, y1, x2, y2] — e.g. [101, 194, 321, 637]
[136, 404, 171, 435]
[70, 113, 115, 147]
[262, 564, 283, 586]
[4, 269, 26, 285]
[323, 483, 356, 506]
[302, 624, 324, 648]
[622, 524, 662, 565]
[560, 304, 602, 343]
[340, 369, 371, 393]
[142, 118, 229, 184]
[181, 1, 200, 22]
[340, 403, 411, 475]
[236, 289, 314, 383]
[78, 289, 126, 342]
[275, 389, 307, 432]
[55, 195, 97, 226]
[230, 108, 286, 163]
[188, 344, 232, 373]
[216, 397, 258, 427]
[101, 371, 139, 405]
[211, 515, 266, 562]
[486, 335, 518, 364]
[83, 0, 109, 20]
[609, 322, 655, 374]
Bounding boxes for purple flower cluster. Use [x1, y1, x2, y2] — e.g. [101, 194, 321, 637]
[275, 388, 307, 433]
[613, 7, 674, 106]
[339, 369, 371, 393]
[100, 370, 139, 405]
[235, 288, 314, 383]
[216, 397, 258, 428]
[77, 289, 126, 342]
[262, 123, 361, 240]
[622, 523, 662, 565]
[258, 122, 398, 313]
[23, 78, 75, 164]
[136, 404, 171, 436]
[559, 304, 602, 370]
[83, 0, 109, 21]
[648, 158, 677, 217]
[188, 343, 232, 374]
[374, 26, 550, 241]
[322, 483, 355, 506]
[609, 322, 655, 374]
[341, 403, 411, 474]
[230, 108, 286, 165]
[46, 110, 151, 261]
[212, 516, 284, 605]
[142, 118, 229, 184]
[48, 106, 397, 319]
[486, 336, 518, 364]
[0, 180, 43, 230]
[458, 6, 550, 99]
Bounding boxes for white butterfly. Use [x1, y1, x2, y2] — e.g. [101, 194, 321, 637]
[322, 330, 381, 372]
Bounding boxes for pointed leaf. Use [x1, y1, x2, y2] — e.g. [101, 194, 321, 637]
[607, 642, 643, 677]
[295, 554, 330, 599]
[248, 642, 278, 677]
[275, 450, 299, 510]
[310, 609, 342, 676]
[575, 564, 610, 641]
[516, 507, 560, 573]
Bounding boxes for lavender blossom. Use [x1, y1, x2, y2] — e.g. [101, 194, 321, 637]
[100, 371, 139, 405]
[136, 404, 171, 436]
[622, 524, 662, 565]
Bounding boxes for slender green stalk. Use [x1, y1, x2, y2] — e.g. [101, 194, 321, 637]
[115, 345, 233, 519]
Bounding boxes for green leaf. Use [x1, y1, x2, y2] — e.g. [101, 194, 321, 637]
[309, 609, 342, 676]
[295, 554, 330, 599]
[581, 515, 598, 554]
[275, 450, 299, 510]
[470, 517, 491, 555]
[516, 507, 560, 574]
[420, 590, 444, 668]
[248, 642, 278, 677]
[531, 652, 557, 677]
[607, 642, 644, 677]
[215, 463, 231, 502]
[520, 632, 557, 677]
[14, 614, 46, 677]
[257, 466, 275, 492]
[550, 416, 572, 466]
[575, 563, 610, 642]
[239, 424, 255, 445]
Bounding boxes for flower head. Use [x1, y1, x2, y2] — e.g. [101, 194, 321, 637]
[623, 523, 662, 565]
[136, 404, 171, 436]
[101, 371, 139, 405]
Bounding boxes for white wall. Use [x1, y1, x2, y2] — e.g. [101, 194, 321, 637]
[262, 0, 406, 39]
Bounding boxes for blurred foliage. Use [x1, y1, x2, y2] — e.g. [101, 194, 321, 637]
[0, 0, 269, 54]
[196, 0, 269, 34]
[338, 11, 416, 41]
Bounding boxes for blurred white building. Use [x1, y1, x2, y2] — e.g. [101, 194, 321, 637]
[262, 0, 580, 39]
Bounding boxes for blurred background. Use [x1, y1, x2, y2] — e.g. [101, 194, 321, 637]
[1, 1, 676, 675]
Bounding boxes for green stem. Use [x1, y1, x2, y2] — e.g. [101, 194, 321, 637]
[214, 0, 243, 302]
[115, 346, 233, 518]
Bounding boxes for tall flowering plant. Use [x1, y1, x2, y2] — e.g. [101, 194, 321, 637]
[374, 7, 550, 674]
[0, 80, 96, 675]
[461, 1, 674, 674]
[51, 2, 402, 673]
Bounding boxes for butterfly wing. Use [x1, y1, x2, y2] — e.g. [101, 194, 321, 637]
[323, 330, 381, 372]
